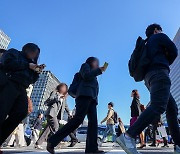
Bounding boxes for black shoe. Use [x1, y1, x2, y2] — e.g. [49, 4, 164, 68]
[68, 141, 78, 147]
[46, 142, 55, 154]
[149, 144, 156, 147]
[138, 144, 146, 149]
[161, 145, 169, 148]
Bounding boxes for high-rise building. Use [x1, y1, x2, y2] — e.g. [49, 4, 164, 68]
[29, 71, 61, 123]
[0, 29, 11, 49]
[162, 28, 180, 122]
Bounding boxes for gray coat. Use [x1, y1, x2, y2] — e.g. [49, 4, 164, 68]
[45, 91, 70, 119]
[76, 63, 102, 101]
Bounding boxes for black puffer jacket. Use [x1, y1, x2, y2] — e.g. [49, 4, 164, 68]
[1, 48, 39, 88]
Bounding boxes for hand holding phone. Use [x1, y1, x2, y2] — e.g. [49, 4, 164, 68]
[103, 62, 108, 71]
[34, 64, 46, 73]
[100, 62, 108, 72]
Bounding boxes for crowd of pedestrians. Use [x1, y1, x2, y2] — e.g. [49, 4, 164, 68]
[0, 23, 180, 154]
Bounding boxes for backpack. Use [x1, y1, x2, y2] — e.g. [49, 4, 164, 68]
[128, 36, 150, 82]
[113, 111, 118, 124]
[68, 72, 82, 98]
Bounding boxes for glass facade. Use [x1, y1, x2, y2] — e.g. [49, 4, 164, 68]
[0, 29, 11, 49]
[162, 28, 180, 122]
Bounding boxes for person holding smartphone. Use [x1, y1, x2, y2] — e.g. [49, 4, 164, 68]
[47, 57, 107, 154]
[0, 43, 43, 147]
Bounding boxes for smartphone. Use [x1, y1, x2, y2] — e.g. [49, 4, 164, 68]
[103, 62, 109, 71]
[35, 64, 46, 73]
[38, 64, 46, 68]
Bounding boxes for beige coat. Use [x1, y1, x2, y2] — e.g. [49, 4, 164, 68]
[101, 108, 114, 125]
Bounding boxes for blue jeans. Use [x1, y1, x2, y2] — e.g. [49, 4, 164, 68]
[127, 69, 180, 146]
[102, 124, 116, 142]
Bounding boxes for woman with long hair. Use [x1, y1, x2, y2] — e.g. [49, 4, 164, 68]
[130, 89, 146, 149]
[47, 57, 106, 154]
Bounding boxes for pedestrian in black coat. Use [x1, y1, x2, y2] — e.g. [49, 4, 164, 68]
[47, 57, 106, 154]
[0, 43, 42, 146]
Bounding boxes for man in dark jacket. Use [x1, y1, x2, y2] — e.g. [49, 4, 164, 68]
[117, 24, 180, 154]
[47, 57, 106, 154]
[0, 43, 41, 146]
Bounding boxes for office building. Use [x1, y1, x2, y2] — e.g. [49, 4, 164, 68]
[29, 71, 61, 123]
[0, 29, 11, 49]
[162, 28, 180, 122]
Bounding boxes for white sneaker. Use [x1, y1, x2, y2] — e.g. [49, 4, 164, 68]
[34, 144, 43, 150]
[174, 145, 180, 154]
[116, 133, 141, 154]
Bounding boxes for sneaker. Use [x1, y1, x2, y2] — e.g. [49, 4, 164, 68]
[174, 145, 180, 154]
[34, 144, 43, 150]
[116, 133, 141, 154]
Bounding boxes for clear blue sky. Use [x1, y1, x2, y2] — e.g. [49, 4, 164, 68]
[0, 0, 180, 124]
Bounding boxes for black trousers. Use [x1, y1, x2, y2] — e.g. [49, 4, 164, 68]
[49, 96, 98, 153]
[0, 80, 28, 146]
[69, 129, 78, 143]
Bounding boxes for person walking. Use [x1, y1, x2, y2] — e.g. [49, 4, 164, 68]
[35, 83, 71, 149]
[117, 24, 180, 154]
[0, 43, 42, 146]
[117, 118, 125, 137]
[32, 113, 43, 144]
[47, 57, 106, 154]
[149, 117, 169, 148]
[130, 90, 146, 149]
[100, 102, 116, 145]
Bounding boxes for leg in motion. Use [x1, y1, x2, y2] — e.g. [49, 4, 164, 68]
[85, 101, 98, 153]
